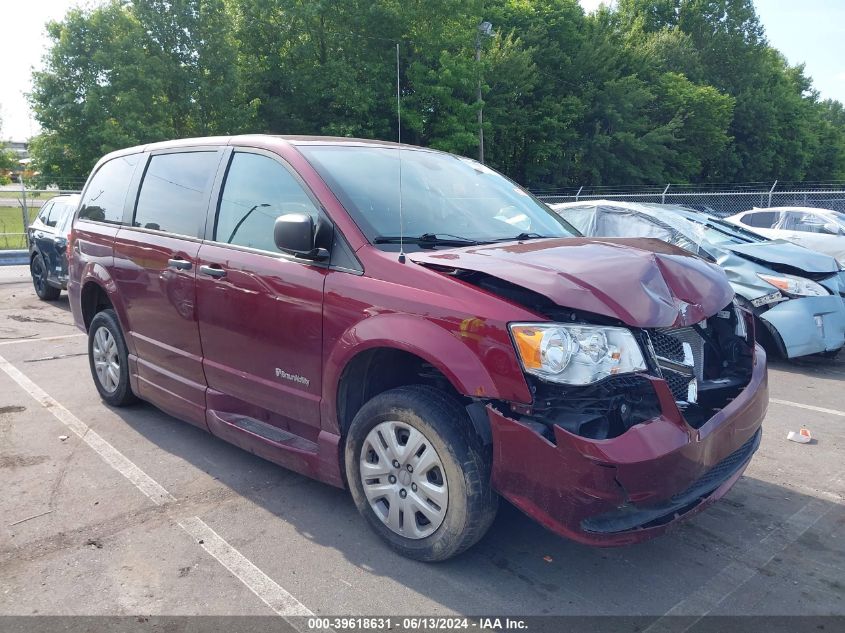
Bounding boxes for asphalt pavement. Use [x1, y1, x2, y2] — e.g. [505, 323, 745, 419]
[0, 265, 842, 623]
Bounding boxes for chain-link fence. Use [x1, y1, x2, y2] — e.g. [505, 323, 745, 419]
[0, 186, 82, 251]
[533, 182, 845, 217]
[4, 180, 845, 251]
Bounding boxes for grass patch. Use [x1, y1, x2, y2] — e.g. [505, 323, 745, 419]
[0, 190, 47, 200]
[0, 207, 31, 250]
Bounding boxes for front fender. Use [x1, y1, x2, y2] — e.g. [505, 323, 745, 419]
[322, 312, 532, 434]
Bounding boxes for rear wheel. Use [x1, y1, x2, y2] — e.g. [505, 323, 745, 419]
[345, 385, 497, 561]
[31, 254, 60, 300]
[88, 309, 137, 406]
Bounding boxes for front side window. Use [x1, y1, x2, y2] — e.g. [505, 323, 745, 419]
[79, 154, 140, 224]
[214, 152, 320, 252]
[134, 151, 219, 237]
[47, 203, 71, 230]
[299, 145, 577, 249]
[779, 211, 825, 233]
[55, 203, 75, 234]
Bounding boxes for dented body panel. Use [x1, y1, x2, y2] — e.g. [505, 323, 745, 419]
[410, 238, 734, 329]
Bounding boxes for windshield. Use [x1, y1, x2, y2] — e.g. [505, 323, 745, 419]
[696, 216, 765, 244]
[824, 210, 845, 229]
[299, 145, 578, 248]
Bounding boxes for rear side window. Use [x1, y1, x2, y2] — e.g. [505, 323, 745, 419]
[36, 202, 54, 226]
[740, 211, 776, 228]
[134, 151, 219, 237]
[79, 154, 140, 224]
[214, 152, 320, 252]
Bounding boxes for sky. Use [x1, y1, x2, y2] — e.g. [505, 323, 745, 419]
[1, 0, 844, 141]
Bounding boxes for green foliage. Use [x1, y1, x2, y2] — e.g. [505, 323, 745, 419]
[27, 0, 845, 188]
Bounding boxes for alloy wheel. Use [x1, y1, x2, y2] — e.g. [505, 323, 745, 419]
[359, 420, 449, 539]
[31, 258, 46, 293]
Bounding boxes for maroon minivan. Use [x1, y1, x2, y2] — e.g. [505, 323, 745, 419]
[68, 136, 768, 561]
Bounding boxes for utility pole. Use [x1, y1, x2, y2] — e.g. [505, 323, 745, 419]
[475, 21, 493, 164]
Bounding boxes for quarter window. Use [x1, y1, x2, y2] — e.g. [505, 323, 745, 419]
[134, 151, 219, 237]
[78, 154, 140, 224]
[215, 152, 320, 252]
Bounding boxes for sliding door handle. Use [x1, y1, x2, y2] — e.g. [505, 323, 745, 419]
[199, 264, 227, 278]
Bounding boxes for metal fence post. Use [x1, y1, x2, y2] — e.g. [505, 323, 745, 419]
[662, 184, 670, 204]
[767, 180, 778, 208]
[20, 179, 30, 249]
[575, 186, 583, 202]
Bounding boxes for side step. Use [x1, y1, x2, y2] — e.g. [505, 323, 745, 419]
[215, 412, 318, 453]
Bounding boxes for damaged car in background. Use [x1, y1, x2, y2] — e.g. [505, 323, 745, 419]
[552, 200, 845, 360]
[70, 136, 767, 561]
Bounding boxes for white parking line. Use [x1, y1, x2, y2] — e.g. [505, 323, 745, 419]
[179, 517, 314, 617]
[0, 333, 85, 346]
[0, 353, 317, 622]
[770, 398, 845, 418]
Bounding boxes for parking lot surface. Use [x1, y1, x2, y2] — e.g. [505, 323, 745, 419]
[0, 265, 843, 621]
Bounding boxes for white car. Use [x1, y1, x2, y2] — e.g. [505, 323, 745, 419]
[726, 207, 845, 264]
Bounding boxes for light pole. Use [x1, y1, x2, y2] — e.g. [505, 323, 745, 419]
[475, 20, 493, 164]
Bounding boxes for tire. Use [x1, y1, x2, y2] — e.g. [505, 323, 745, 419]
[87, 309, 138, 406]
[31, 254, 61, 301]
[345, 385, 498, 562]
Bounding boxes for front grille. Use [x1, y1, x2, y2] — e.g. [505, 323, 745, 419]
[650, 327, 705, 402]
[651, 327, 704, 380]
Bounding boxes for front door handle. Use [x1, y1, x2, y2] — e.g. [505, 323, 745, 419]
[199, 264, 226, 278]
[167, 258, 193, 271]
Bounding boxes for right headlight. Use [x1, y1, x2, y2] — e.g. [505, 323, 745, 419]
[510, 323, 647, 385]
[757, 273, 828, 298]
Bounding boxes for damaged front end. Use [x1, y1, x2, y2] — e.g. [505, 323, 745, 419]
[486, 304, 766, 544]
[518, 304, 754, 440]
[489, 299, 765, 545]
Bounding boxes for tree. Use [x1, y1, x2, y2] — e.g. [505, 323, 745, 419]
[0, 114, 16, 184]
[29, 0, 250, 184]
[27, 0, 845, 187]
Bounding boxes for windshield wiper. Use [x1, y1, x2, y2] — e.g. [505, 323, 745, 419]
[492, 232, 554, 242]
[373, 233, 484, 247]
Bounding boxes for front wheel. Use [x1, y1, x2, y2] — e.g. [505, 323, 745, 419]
[31, 254, 60, 300]
[345, 385, 498, 561]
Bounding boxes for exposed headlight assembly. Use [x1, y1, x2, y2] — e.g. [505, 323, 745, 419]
[757, 273, 828, 298]
[732, 300, 748, 338]
[510, 323, 647, 385]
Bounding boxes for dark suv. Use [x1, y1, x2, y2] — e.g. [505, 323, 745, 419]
[28, 194, 80, 300]
[68, 136, 768, 561]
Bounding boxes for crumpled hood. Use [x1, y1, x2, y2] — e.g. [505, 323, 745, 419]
[723, 240, 839, 274]
[410, 237, 734, 328]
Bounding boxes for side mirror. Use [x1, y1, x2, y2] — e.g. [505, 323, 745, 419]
[822, 222, 842, 236]
[273, 214, 329, 261]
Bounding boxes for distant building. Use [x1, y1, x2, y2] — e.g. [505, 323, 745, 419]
[6, 141, 29, 161]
